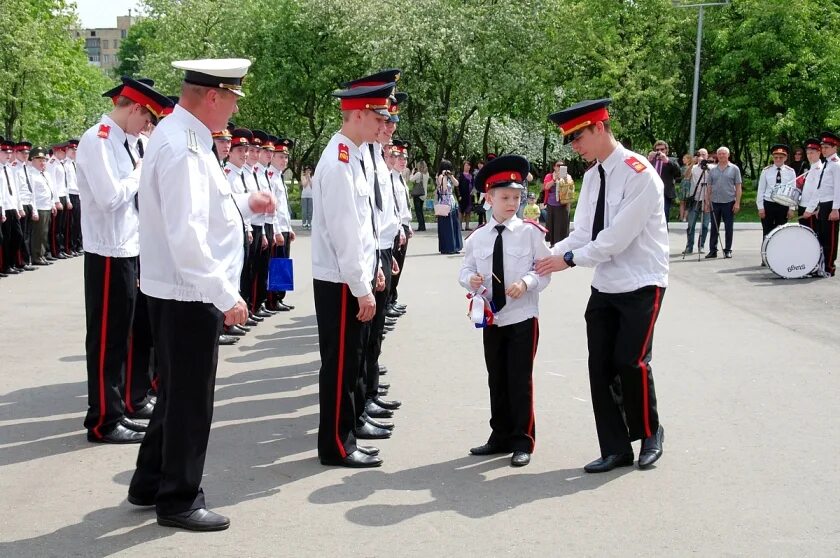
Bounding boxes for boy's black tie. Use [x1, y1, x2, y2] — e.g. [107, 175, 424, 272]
[492, 225, 506, 312]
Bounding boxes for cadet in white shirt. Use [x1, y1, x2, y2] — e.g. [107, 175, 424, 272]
[798, 138, 823, 232]
[47, 142, 71, 259]
[385, 102, 412, 315]
[66, 138, 83, 255]
[0, 140, 25, 274]
[459, 154, 550, 468]
[756, 144, 796, 239]
[27, 147, 58, 265]
[312, 79, 395, 469]
[815, 131, 840, 276]
[14, 142, 37, 269]
[247, 129, 274, 318]
[537, 99, 668, 473]
[266, 136, 296, 312]
[76, 77, 172, 445]
[129, 58, 275, 532]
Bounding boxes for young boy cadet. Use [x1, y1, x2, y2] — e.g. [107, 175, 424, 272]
[458, 154, 551, 467]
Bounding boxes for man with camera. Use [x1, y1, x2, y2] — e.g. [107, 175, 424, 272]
[705, 146, 742, 259]
[684, 148, 712, 255]
[649, 141, 681, 224]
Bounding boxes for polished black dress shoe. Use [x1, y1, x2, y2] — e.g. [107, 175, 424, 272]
[320, 449, 383, 468]
[121, 416, 148, 432]
[87, 423, 144, 444]
[363, 414, 394, 430]
[724, 250, 732, 259]
[704, 251, 718, 259]
[45, 255, 57, 261]
[356, 422, 392, 439]
[378, 365, 388, 375]
[226, 325, 245, 337]
[33, 259, 50, 266]
[279, 301, 295, 310]
[254, 309, 273, 318]
[56, 252, 67, 259]
[364, 400, 394, 418]
[583, 453, 634, 473]
[379, 382, 390, 390]
[21, 265, 36, 271]
[127, 492, 154, 506]
[245, 317, 258, 327]
[357, 445, 380, 456]
[157, 508, 230, 532]
[469, 443, 509, 456]
[127, 401, 154, 420]
[258, 303, 278, 315]
[394, 303, 407, 311]
[0, 271, 7, 278]
[235, 323, 251, 332]
[218, 334, 238, 345]
[511, 451, 531, 467]
[383, 324, 395, 332]
[638, 425, 664, 469]
[377, 386, 389, 397]
[384, 317, 398, 326]
[373, 397, 401, 410]
[385, 309, 403, 319]
[3, 267, 21, 274]
[251, 314, 265, 322]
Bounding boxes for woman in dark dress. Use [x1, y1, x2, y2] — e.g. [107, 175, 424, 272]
[436, 159, 462, 254]
[458, 160, 474, 230]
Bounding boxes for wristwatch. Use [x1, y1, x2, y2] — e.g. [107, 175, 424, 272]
[563, 251, 576, 268]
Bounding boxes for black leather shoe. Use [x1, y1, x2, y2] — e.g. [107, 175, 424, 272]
[704, 252, 718, 259]
[365, 400, 394, 418]
[357, 445, 380, 456]
[87, 423, 144, 444]
[320, 449, 383, 468]
[363, 414, 394, 430]
[21, 265, 36, 271]
[379, 382, 390, 390]
[219, 334, 238, 345]
[377, 387, 389, 397]
[121, 416, 148, 432]
[278, 302, 295, 310]
[56, 252, 67, 259]
[245, 317, 258, 327]
[383, 325, 395, 332]
[385, 309, 403, 319]
[45, 255, 57, 261]
[378, 365, 388, 375]
[157, 508, 230, 531]
[259, 304, 278, 315]
[724, 250, 732, 259]
[394, 303, 407, 311]
[511, 451, 531, 467]
[385, 317, 398, 325]
[250, 313, 264, 322]
[127, 493, 154, 506]
[583, 453, 634, 473]
[638, 425, 664, 469]
[226, 325, 245, 337]
[469, 443, 509, 456]
[373, 397, 401, 410]
[356, 422, 392, 439]
[235, 323, 251, 332]
[127, 401, 154, 420]
[254, 310, 272, 318]
[0, 272, 7, 278]
[33, 259, 50, 266]
[3, 267, 20, 274]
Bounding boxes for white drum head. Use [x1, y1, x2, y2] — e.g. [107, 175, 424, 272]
[762, 224, 820, 279]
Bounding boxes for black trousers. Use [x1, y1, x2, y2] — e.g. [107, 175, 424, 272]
[68, 193, 82, 252]
[83, 253, 138, 437]
[20, 205, 34, 265]
[482, 317, 539, 453]
[126, 290, 156, 412]
[239, 235, 252, 307]
[816, 201, 839, 276]
[361, 249, 392, 405]
[129, 297, 223, 515]
[2, 210, 23, 271]
[32, 210, 51, 260]
[709, 201, 735, 253]
[267, 230, 291, 305]
[412, 195, 426, 231]
[314, 280, 368, 460]
[761, 200, 789, 237]
[545, 204, 570, 247]
[389, 227, 409, 305]
[248, 224, 270, 313]
[50, 197, 68, 256]
[585, 285, 664, 457]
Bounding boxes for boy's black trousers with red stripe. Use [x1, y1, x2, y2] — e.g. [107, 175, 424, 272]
[585, 285, 664, 458]
[314, 279, 369, 461]
[83, 253, 137, 437]
[482, 317, 539, 453]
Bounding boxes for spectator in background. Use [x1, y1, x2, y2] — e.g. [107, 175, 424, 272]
[458, 160, 474, 231]
[650, 140, 682, 224]
[300, 165, 313, 229]
[678, 154, 693, 222]
[436, 159, 462, 254]
[791, 147, 809, 176]
[706, 146, 742, 259]
[410, 160, 429, 231]
[473, 160, 486, 227]
[684, 148, 712, 255]
[542, 160, 574, 247]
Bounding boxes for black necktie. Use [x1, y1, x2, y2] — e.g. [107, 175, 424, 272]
[492, 225, 506, 312]
[240, 172, 249, 192]
[390, 175, 400, 218]
[23, 166, 32, 193]
[817, 163, 827, 190]
[592, 164, 606, 241]
[137, 138, 144, 158]
[252, 170, 262, 191]
[369, 144, 383, 211]
[776, 168, 781, 184]
[3, 166, 12, 196]
[123, 141, 138, 209]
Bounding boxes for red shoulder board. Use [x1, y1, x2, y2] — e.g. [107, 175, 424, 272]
[97, 124, 111, 139]
[624, 156, 645, 173]
[524, 219, 548, 233]
[338, 143, 350, 163]
[224, 167, 231, 174]
[831, 155, 839, 163]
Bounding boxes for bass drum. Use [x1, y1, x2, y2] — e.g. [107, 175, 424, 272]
[761, 223, 821, 279]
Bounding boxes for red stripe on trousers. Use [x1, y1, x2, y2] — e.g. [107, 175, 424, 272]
[92, 257, 112, 438]
[334, 285, 348, 458]
[526, 318, 539, 451]
[637, 287, 661, 438]
[125, 333, 135, 413]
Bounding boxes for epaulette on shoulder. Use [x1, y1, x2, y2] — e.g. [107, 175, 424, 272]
[338, 142, 350, 164]
[97, 124, 111, 139]
[524, 219, 548, 233]
[624, 156, 646, 174]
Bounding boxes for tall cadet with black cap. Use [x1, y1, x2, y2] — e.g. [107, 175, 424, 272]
[312, 77, 395, 468]
[77, 77, 173, 444]
[799, 138, 823, 232]
[267, 136, 296, 312]
[756, 144, 795, 241]
[536, 99, 669, 473]
[814, 131, 840, 276]
[0, 139, 25, 274]
[460, 154, 551, 467]
[129, 58, 275, 531]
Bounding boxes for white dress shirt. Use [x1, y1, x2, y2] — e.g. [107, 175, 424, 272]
[66, 159, 79, 195]
[552, 143, 669, 293]
[249, 163, 271, 227]
[225, 162, 257, 227]
[756, 164, 796, 209]
[267, 164, 292, 232]
[48, 158, 69, 198]
[30, 169, 58, 211]
[1, 163, 23, 211]
[800, 160, 823, 213]
[391, 169, 412, 228]
[363, 142, 399, 249]
[459, 215, 551, 327]
[76, 114, 141, 257]
[311, 131, 378, 297]
[817, 153, 840, 209]
[139, 104, 255, 312]
[16, 163, 35, 207]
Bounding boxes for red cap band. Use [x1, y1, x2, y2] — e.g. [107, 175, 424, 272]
[340, 97, 390, 111]
[120, 86, 164, 118]
[486, 171, 522, 186]
[821, 135, 840, 147]
[558, 107, 610, 136]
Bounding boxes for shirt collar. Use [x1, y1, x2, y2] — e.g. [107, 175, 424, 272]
[101, 114, 127, 144]
[335, 132, 362, 159]
[489, 214, 520, 231]
[171, 104, 212, 149]
[599, 142, 626, 175]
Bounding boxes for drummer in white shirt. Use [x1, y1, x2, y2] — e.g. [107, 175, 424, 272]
[798, 138, 823, 232]
[536, 98, 669, 474]
[756, 144, 796, 241]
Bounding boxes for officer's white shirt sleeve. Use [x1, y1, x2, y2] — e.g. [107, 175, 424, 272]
[520, 226, 552, 293]
[831, 158, 840, 209]
[77, 133, 140, 212]
[756, 167, 771, 209]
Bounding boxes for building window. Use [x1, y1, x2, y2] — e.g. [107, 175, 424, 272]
[102, 40, 109, 49]
[113, 40, 119, 49]
[90, 30, 96, 37]
[121, 29, 127, 38]
[103, 54, 110, 63]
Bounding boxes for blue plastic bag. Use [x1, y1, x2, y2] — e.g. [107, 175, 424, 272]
[268, 258, 294, 291]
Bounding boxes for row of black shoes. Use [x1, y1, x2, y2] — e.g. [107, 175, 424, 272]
[218, 301, 294, 345]
[1, 248, 83, 276]
[88, 394, 156, 444]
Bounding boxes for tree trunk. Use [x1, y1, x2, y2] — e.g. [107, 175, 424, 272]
[482, 116, 492, 158]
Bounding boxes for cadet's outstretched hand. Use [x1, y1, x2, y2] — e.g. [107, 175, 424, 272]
[535, 255, 568, 276]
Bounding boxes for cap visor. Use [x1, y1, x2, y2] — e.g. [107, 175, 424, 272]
[373, 108, 390, 119]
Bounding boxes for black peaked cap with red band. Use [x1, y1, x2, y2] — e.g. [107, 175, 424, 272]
[820, 131, 840, 147]
[332, 82, 395, 118]
[549, 98, 611, 144]
[101, 77, 173, 124]
[230, 128, 253, 148]
[341, 69, 401, 89]
[803, 138, 821, 150]
[101, 76, 156, 100]
[474, 154, 529, 193]
[769, 144, 789, 156]
[389, 92, 409, 123]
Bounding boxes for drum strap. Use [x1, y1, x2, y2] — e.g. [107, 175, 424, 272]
[816, 164, 827, 190]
